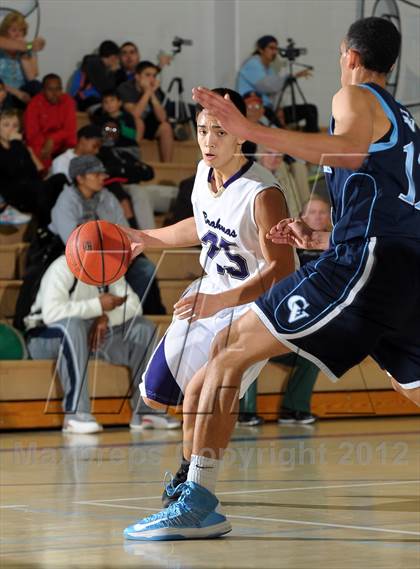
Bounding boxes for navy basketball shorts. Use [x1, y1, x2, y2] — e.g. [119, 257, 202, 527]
[141, 278, 268, 407]
[253, 237, 420, 390]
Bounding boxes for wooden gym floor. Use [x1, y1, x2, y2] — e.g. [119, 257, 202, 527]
[1, 417, 419, 568]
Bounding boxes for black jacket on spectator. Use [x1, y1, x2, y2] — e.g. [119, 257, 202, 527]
[84, 55, 126, 95]
[0, 140, 66, 226]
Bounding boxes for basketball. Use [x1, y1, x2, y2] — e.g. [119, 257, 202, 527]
[65, 220, 132, 286]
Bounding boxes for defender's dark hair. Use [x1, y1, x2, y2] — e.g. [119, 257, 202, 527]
[42, 73, 61, 87]
[346, 17, 401, 74]
[99, 40, 120, 58]
[195, 88, 247, 117]
[135, 60, 159, 75]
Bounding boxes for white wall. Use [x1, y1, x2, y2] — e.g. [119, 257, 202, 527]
[14, 0, 419, 125]
[36, 0, 217, 100]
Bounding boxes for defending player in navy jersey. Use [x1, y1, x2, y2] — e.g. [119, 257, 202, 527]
[123, 18, 420, 541]
[121, 88, 295, 538]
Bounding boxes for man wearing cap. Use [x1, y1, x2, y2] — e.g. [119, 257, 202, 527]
[49, 155, 166, 315]
[236, 35, 318, 132]
[51, 124, 157, 235]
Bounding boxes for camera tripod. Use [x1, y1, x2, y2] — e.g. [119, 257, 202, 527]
[275, 60, 313, 127]
[162, 77, 196, 141]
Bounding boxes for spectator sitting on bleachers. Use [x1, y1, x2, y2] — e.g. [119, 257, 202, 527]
[120, 42, 141, 82]
[24, 73, 77, 170]
[93, 91, 139, 148]
[49, 154, 165, 314]
[0, 10, 45, 108]
[71, 40, 125, 112]
[258, 145, 310, 218]
[242, 91, 275, 158]
[297, 194, 332, 266]
[272, 195, 332, 425]
[51, 123, 155, 231]
[118, 61, 173, 162]
[25, 255, 178, 433]
[51, 124, 103, 180]
[236, 35, 319, 132]
[0, 109, 66, 226]
[120, 42, 172, 82]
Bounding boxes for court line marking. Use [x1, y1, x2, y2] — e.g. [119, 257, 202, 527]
[75, 501, 420, 537]
[229, 514, 420, 537]
[1, 428, 419, 453]
[74, 479, 420, 504]
[0, 505, 28, 509]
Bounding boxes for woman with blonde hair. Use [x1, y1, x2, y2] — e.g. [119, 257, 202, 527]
[0, 10, 45, 107]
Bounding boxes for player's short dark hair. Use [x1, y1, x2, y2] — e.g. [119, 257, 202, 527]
[135, 60, 159, 75]
[42, 73, 61, 87]
[195, 88, 247, 118]
[99, 40, 120, 58]
[346, 17, 401, 74]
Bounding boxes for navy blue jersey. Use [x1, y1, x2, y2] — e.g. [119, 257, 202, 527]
[324, 83, 420, 243]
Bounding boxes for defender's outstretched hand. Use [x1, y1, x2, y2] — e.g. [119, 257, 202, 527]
[119, 226, 146, 260]
[267, 218, 315, 249]
[192, 87, 250, 139]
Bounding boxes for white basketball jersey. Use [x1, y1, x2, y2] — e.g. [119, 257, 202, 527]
[191, 159, 286, 292]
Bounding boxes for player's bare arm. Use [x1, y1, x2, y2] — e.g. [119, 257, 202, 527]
[174, 188, 294, 322]
[192, 85, 375, 169]
[121, 217, 200, 258]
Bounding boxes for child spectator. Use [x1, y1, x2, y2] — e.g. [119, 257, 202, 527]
[0, 109, 66, 226]
[118, 61, 173, 161]
[93, 91, 138, 148]
[51, 124, 103, 180]
[0, 10, 45, 108]
[24, 74, 77, 170]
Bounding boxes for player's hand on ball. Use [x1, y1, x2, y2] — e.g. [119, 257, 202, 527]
[267, 217, 314, 249]
[89, 315, 109, 350]
[174, 293, 222, 322]
[119, 226, 145, 260]
[100, 293, 126, 312]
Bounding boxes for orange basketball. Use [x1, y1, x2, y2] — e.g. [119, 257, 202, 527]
[65, 220, 132, 286]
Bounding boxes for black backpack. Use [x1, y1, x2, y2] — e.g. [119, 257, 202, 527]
[99, 146, 154, 184]
[13, 228, 65, 332]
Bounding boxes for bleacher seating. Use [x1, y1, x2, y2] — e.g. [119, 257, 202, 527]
[0, 136, 418, 428]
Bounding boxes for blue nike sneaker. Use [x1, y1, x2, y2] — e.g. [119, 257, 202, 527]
[123, 481, 231, 541]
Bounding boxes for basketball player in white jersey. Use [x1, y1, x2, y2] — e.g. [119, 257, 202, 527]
[121, 88, 295, 535]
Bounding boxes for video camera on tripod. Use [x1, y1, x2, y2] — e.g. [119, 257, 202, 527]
[172, 36, 193, 55]
[278, 38, 307, 62]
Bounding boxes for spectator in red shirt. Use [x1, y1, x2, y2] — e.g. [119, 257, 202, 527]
[24, 73, 77, 170]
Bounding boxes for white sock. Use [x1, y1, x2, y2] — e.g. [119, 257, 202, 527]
[187, 454, 221, 494]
